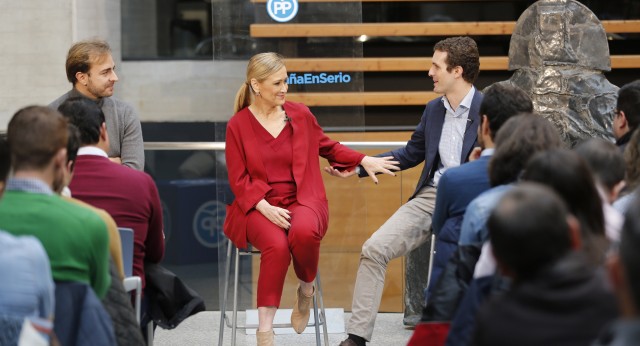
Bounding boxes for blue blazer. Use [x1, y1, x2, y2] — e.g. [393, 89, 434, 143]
[379, 91, 483, 199]
[427, 155, 492, 296]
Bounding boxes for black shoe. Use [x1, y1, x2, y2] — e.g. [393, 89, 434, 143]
[338, 339, 358, 346]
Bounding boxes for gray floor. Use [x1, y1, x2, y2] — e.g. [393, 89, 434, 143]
[154, 311, 413, 346]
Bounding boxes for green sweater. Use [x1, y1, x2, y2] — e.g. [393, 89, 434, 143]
[0, 190, 111, 298]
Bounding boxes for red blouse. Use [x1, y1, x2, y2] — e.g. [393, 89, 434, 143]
[248, 113, 297, 207]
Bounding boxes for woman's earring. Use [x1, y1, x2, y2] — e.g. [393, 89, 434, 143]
[256, 91, 261, 97]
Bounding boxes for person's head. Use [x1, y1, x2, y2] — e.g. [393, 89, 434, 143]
[7, 106, 68, 188]
[610, 197, 640, 317]
[429, 36, 480, 95]
[623, 129, 640, 192]
[57, 97, 109, 152]
[0, 135, 10, 197]
[234, 52, 288, 113]
[521, 149, 605, 237]
[65, 39, 118, 100]
[521, 149, 607, 266]
[477, 82, 534, 149]
[575, 138, 625, 203]
[488, 114, 563, 187]
[489, 183, 580, 282]
[614, 80, 640, 140]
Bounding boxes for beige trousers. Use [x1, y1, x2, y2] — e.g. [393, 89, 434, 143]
[346, 186, 436, 341]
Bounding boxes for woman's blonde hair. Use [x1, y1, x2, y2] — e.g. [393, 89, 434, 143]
[234, 52, 286, 113]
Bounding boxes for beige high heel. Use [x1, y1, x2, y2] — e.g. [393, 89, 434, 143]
[290, 285, 315, 334]
[256, 329, 274, 346]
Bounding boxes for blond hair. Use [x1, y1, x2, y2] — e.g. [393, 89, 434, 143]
[234, 52, 286, 113]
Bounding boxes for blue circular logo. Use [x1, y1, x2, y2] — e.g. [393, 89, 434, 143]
[267, 0, 298, 23]
[193, 200, 227, 248]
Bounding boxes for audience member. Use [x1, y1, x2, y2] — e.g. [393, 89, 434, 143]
[615, 129, 640, 214]
[613, 80, 640, 151]
[60, 97, 164, 293]
[421, 114, 562, 339]
[473, 184, 617, 346]
[0, 106, 111, 299]
[575, 139, 625, 242]
[0, 136, 56, 344]
[427, 82, 532, 299]
[59, 122, 125, 279]
[594, 197, 640, 345]
[337, 36, 484, 346]
[49, 39, 144, 170]
[57, 123, 145, 345]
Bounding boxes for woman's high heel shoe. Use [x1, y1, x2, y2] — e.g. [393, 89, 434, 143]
[291, 285, 315, 334]
[256, 329, 274, 346]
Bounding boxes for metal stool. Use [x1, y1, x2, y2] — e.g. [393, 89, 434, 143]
[218, 240, 329, 345]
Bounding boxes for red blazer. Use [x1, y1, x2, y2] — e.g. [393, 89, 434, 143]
[223, 101, 365, 248]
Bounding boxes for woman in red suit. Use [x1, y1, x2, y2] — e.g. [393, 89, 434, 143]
[224, 52, 398, 345]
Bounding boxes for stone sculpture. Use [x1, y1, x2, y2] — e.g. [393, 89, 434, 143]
[508, 0, 618, 146]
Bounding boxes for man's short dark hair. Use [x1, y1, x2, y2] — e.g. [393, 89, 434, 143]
[7, 106, 68, 171]
[619, 196, 640, 311]
[489, 114, 563, 186]
[521, 149, 605, 240]
[434, 36, 480, 84]
[617, 80, 640, 132]
[575, 138, 625, 193]
[0, 135, 10, 183]
[480, 82, 534, 139]
[489, 183, 572, 282]
[57, 97, 106, 146]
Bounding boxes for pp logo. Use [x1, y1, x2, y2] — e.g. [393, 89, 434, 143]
[267, 0, 298, 23]
[193, 200, 226, 249]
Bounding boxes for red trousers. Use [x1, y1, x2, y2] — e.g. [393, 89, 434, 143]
[246, 202, 326, 307]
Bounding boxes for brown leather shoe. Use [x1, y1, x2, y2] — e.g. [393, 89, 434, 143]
[290, 285, 314, 333]
[338, 339, 358, 346]
[256, 329, 274, 346]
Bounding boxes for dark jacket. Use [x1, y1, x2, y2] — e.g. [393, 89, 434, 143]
[54, 281, 117, 346]
[427, 155, 491, 301]
[144, 262, 206, 329]
[363, 92, 483, 200]
[102, 261, 145, 346]
[472, 253, 618, 346]
[422, 244, 481, 322]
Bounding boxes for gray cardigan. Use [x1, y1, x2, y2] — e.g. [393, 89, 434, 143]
[50, 89, 145, 171]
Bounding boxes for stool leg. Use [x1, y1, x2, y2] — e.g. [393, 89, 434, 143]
[219, 241, 233, 346]
[232, 247, 240, 346]
[316, 271, 329, 345]
[313, 292, 321, 345]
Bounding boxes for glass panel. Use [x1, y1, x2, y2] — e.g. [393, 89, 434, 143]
[122, 0, 213, 60]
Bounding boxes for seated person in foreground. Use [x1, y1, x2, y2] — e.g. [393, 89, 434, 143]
[0, 106, 111, 299]
[472, 183, 617, 346]
[594, 196, 640, 345]
[0, 136, 56, 344]
[60, 97, 165, 292]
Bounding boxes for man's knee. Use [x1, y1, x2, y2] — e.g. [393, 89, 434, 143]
[361, 237, 392, 267]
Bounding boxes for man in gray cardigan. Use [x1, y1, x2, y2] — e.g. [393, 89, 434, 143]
[50, 39, 144, 171]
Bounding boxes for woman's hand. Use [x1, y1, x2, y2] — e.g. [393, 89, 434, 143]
[323, 166, 357, 178]
[360, 156, 400, 184]
[255, 199, 291, 230]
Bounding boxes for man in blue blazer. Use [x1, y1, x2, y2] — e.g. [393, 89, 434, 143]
[426, 82, 534, 300]
[333, 36, 483, 346]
